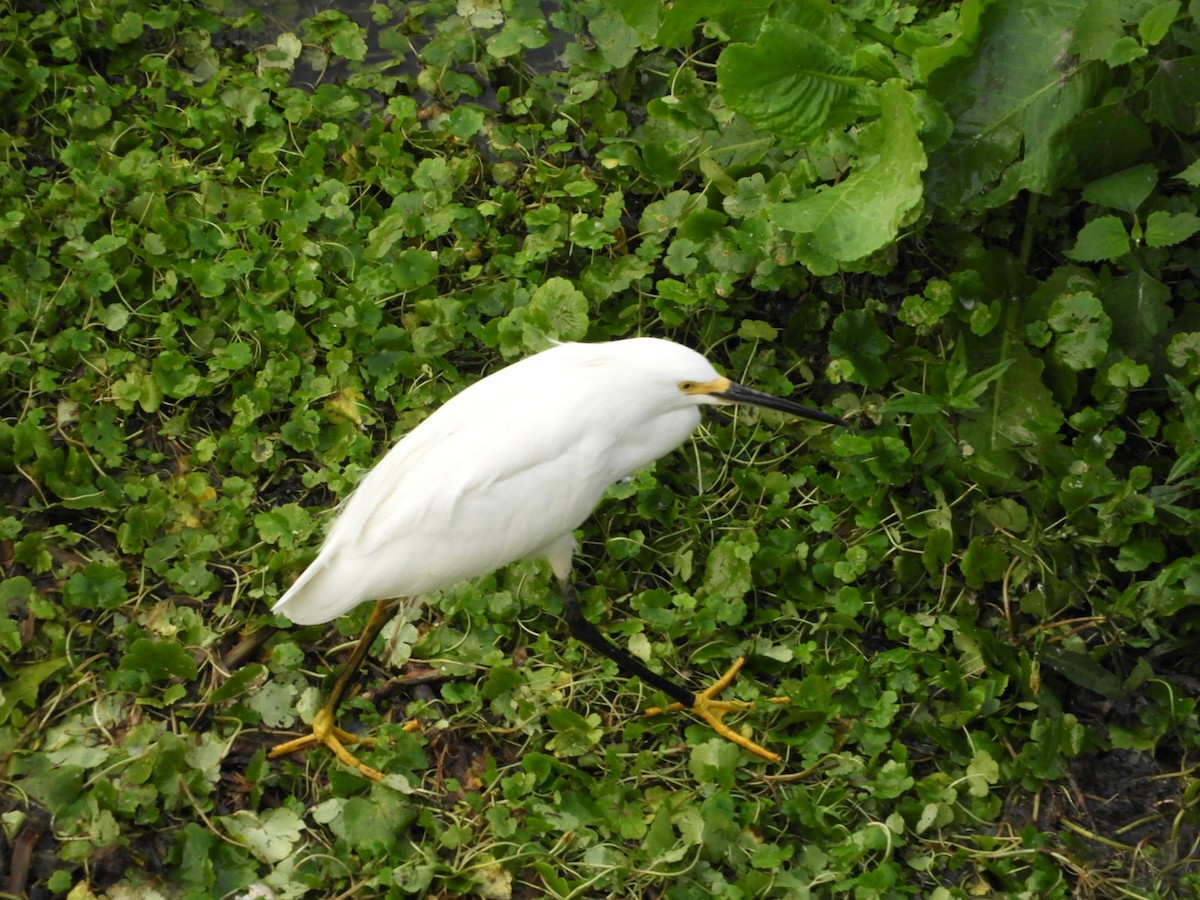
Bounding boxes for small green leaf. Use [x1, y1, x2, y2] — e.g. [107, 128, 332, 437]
[210, 341, 253, 371]
[1048, 291, 1112, 370]
[100, 303, 130, 331]
[246, 679, 299, 728]
[977, 498, 1029, 533]
[1145, 210, 1200, 248]
[1138, 1, 1180, 46]
[966, 749, 1000, 797]
[118, 638, 199, 682]
[486, 19, 549, 58]
[526, 277, 590, 343]
[737, 320, 778, 342]
[330, 23, 367, 61]
[0, 658, 68, 725]
[210, 663, 268, 705]
[62, 561, 129, 610]
[220, 808, 305, 864]
[688, 738, 740, 784]
[544, 707, 602, 756]
[1178, 159, 1200, 186]
[701, 531, 758, 625]
[1167, 332, 1200, 379]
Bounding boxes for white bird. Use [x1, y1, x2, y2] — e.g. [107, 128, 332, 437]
[269, 337, 844, 779]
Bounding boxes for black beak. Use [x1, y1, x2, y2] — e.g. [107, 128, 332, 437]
[712, 382, 848, 428]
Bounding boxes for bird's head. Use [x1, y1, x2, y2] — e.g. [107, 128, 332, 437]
[614, 337, 847, 427]
[677, 373, 847, 426]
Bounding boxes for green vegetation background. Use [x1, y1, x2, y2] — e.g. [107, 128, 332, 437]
[2, 0, 1199, 897]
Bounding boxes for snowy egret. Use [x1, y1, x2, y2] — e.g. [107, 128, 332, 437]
[269, 337, 845, 779]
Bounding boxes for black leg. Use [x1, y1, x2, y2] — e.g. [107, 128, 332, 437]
[561, 579, 695, 707]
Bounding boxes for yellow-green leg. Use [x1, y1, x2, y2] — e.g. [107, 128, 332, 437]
[643, 657, 790, 762]
[269, 599, 395, 781]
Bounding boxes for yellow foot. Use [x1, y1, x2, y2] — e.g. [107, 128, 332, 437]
[644, 657, 789, 762]
[268, 706, 385, 781]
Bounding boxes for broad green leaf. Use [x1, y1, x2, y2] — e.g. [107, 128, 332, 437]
[1069, 0, 1123, 62]
[607, 0, 662, 44]
[1082, 164, 1158, 214]
[768, 81, 925, 272]
[656, 0, 773, 50]
[1064, 216, 1130, 262]
[912, 0, 986, 79]
[828, 309, 891, 388]
[210, 663, 268, 705]
[1179, 159, 1200, 186]
[1042, 645, 1128, 701]
[958, 342, 1064, 488]
[331, 794, 418, 847]
[717, 20, 876, 143]
[926, 0, 1101, 209]
[1102, 270, 1173, 360]
[1148, 56, 1200, 132]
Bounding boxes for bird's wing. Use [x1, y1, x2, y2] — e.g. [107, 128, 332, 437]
[274, 350, 653, 623]
[342, 413, 613, 561]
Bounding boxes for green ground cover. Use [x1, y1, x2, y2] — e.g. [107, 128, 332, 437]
[2, 0, 1199, 896]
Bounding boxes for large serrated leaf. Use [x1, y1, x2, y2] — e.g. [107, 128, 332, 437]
[717, 20, 876, 143]
[766, 81, 926, 271]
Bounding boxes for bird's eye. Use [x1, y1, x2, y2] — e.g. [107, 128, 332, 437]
[679, 381, 695, 392]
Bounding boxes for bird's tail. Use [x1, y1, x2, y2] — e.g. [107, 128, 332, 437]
[271, 556, 365, 625]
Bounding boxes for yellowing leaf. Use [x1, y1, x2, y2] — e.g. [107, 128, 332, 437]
[221, 808, 305, 864]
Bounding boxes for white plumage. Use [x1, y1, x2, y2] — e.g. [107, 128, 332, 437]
[273, 338, 725, 624]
